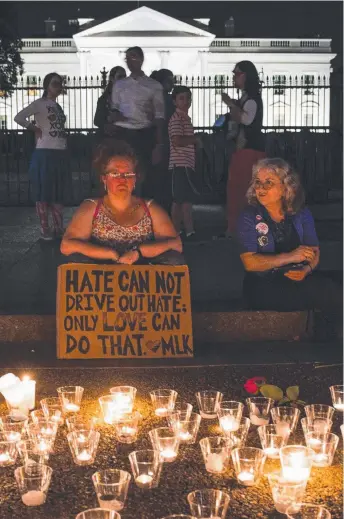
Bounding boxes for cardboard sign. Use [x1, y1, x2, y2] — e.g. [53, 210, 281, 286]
[56, 264, 193, 359]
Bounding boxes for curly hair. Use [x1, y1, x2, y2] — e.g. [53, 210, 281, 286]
[246, 157, 305, 214]
[93, 139, 139, 178]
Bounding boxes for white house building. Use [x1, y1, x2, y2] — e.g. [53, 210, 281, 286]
[3, 6, 336, 130]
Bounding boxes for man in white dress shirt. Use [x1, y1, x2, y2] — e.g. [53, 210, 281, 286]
[110, 46, 165, 196]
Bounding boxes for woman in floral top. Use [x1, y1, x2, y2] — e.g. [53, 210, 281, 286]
[61, 140, 183, 265]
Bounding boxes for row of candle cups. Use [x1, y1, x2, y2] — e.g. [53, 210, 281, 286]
[0, 383, 341, 515]
[73, 498, 331, 519]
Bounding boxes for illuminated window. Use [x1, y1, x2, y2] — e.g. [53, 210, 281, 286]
[273, 75, 286, 95]
[304, 75, 315, 95]
[26, 75, 39, 96]
[215, 75, 226, 94]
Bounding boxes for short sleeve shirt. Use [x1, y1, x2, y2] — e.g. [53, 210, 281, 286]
[168, 109, 195, 170]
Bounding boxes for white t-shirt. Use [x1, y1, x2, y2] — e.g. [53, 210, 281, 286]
[111, 74, 165, 130]
[14, 98, 67, 150]
[240, 92, 257, 126]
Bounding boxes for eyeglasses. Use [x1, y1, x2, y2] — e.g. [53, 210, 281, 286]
[106, 172, 136, 179]
[253, 180, 280, 191]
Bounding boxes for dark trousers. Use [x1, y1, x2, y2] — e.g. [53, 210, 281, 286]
[115, 127, 155, 197]
[61, 250, 185, 266]
[243, 271, 342, 313]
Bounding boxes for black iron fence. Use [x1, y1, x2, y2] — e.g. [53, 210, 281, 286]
[0, 74, 342, 205]
[0, 74, 341, 130]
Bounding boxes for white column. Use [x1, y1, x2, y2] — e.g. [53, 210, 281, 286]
[198, 51, 209, 128]
[160, 50, 170, 69]
[78, 51, 87, 77]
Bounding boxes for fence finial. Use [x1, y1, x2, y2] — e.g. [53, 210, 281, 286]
[100, 67, 108, 89]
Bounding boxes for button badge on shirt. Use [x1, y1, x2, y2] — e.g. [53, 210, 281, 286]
[256, 214, 262, 221]
[258, 236, 269, 247]
[256, 222, 269, 235]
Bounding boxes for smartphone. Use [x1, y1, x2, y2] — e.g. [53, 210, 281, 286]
[213, 114, 226, 128]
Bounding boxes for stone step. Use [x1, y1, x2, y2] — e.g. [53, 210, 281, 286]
[0, 311, 311, 346]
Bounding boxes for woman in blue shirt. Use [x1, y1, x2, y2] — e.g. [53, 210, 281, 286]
[237, 158, 342, 316]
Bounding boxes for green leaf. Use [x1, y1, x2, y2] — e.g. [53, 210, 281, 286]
[278, 396, 291, 406]
[286, 386, 299, 401]
[260, 384, 284, 401]
[296, 399, 307, 406]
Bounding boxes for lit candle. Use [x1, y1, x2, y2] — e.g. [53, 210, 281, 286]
[276, 422, 290, 438]
[41, 427, 54, 436]
[308, 437, 322, 447]
[160, 448, 177, 461]
[136, 474, 153, 487]
[250, 414, 269, 426]
[98, 496, 124, 511]
[283, 452, 310, 482]
[155, 407, 168, 417]
[21, 376, 36, 411]
[120, 426, 136, 436]
[178, 431, 192, 441]
[237, 471, 255, 486]
[313, 453, 329, 467]
[7, 432, 21, 442]
[313, 419, 329, 434]
[205, 453, 224, 473]
[263, 447, 280, 458]
[220, 416, 239, 432]
[37, 440, 49, 453]
[21, 490, 46, 506]
[77, 450, 91, 462]
[0, 453, 10, 464]
[64, 403, 80, 413]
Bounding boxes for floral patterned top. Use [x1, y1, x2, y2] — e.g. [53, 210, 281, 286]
[86, 198, 154, 255]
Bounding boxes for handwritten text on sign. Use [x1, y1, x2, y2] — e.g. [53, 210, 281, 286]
[57, 264, 193, 359]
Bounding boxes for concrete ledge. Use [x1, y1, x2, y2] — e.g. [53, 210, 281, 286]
[0, 311, 311, 345]
[193, 311, 310, 342]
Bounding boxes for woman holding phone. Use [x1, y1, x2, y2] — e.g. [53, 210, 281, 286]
[220, 60, 266, 238]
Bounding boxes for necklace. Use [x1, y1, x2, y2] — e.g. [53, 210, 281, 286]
[103, 199, 141, 217]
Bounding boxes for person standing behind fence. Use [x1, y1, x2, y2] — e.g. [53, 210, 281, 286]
[149, 69, 175, 211]
[94, 66, 126, 139]
[14, 73, 68, 240]
[109, 46, 165, 197]
[168, 86, 202, 239]
[219, 60, 266, 238]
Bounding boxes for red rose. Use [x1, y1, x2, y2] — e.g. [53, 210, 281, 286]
[244, 380, 259, 394]
[244, 377, 267, 395]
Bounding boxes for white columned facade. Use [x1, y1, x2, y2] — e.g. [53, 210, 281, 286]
[198, 50, 209, 127]
[160, 50, 170, 69]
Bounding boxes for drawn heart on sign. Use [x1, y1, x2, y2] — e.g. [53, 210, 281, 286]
[145, 340, 161, 353]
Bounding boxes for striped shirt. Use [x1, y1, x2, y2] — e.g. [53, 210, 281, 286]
[168, 109, 195, 170]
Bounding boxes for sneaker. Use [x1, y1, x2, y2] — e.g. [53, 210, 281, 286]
[40, 231, 54, 241]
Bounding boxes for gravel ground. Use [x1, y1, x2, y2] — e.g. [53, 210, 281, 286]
[0, 364, 342, 519]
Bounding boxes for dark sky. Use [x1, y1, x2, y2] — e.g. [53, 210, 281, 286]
[8, 1, 344, 56]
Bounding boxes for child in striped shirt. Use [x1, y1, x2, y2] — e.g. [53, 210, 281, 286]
[168, 86, 201, 238]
